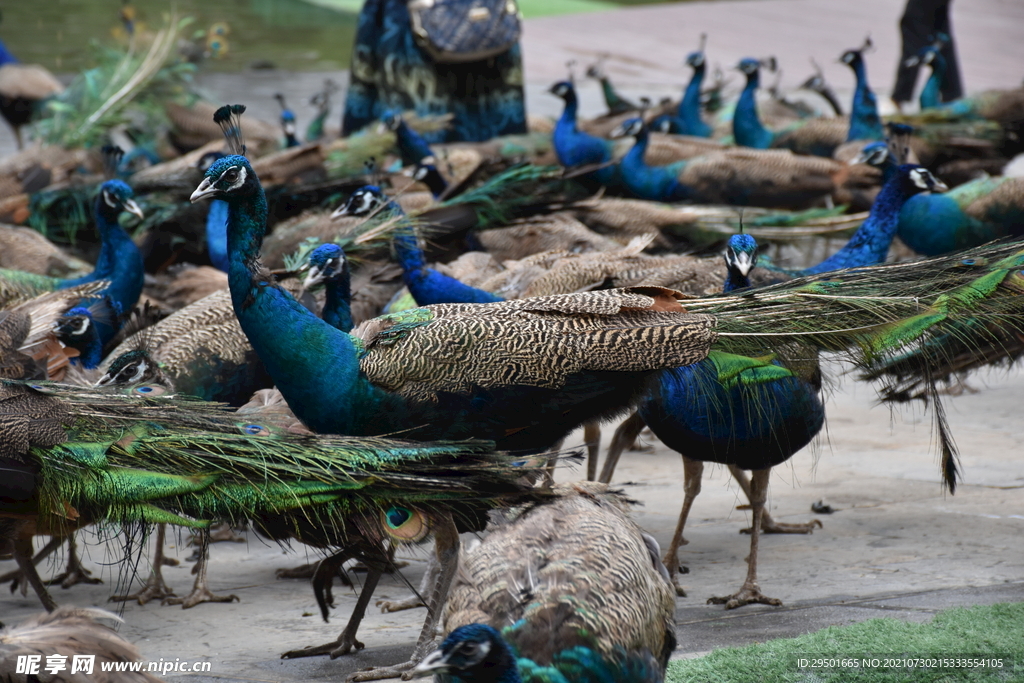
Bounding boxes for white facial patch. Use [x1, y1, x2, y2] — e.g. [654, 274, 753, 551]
[909, 168, 933, 189]
[103, 190, 119, 208]
[555, 84, 568, 96]
[71, 317, 91, 336]
[414, 166, 429, 181]
[218, 165, 248, 192]
[127, 360, 149, 384]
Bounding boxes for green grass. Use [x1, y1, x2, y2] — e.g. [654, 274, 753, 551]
[667, 602, 1024, 682]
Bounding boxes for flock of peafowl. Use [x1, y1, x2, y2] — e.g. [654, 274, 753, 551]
[1, 9, 1024, 683]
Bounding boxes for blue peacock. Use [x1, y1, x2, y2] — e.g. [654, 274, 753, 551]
[382, 110, 435, 167]
[855, 127, 1024, 256]
[651, 35, 714, 138]
[548, 80, 620, 187]
[732, 58, 848, 157]
[274, 93, 300, 148]
[839, 37, 885, 142]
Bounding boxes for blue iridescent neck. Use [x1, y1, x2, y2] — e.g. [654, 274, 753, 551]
[207, 199, 230, 272]
[734, 72, 773, 149]
[919, 55, 946, 109]
[847, 57, 884, 141]
[679, 63, 709, 136]
[724, 266, 751, 293]
[801, 168, 919, 274]
[396, 121, 434, 166]
[322, 269, 353, 333]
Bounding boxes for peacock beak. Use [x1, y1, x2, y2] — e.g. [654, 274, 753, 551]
[190, 177, 220, 203]
[410, 649, 450, 677]
[301, 265, 323, 293]
[931, 178, 949, 193]
[904, 55, 921, 68]
[123, 199, 144, 220]
[330, 203, 351, 220]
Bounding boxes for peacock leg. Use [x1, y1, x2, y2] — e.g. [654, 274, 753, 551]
[44, 533, 102, 589]
[598, 411, 645, 483]
[729, 465, 823, 534]
[352, 542, 407, 573]
[0, 535, 62, 594]
[110, 524, 177, 605]
[376, 550, 437, 613]
[708, 468, 783, 609]
[281, 549, 383, 659]
[163, 529, 239, 608]
[13, 535, 57, 611]
[663, 456, 704, 597]
[348, 512, 460, 682]
[584, 420, 602, 480]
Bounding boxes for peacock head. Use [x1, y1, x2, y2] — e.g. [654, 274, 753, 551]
[685, 50, 705, 69]
[412, 624, 512, 680]
[851, 141, 890, 168]
[609, 117, 645, 139]
[301, 243, 346, 289]
[331, 185, 389, 220]
[98, 179, 144, 221]
[190, 155, 259, 203]
[53, 307, 95, 344]
[407, 161, 447, 197]
[900, 165, 947, 194]
[839, 49, 861, 67]
[381, 110, 402, 132]
[905, 45, 941, 69]
[725, 234, 758, 277]
[548, 80, 575, 100]
[97, 349, 159, 387]
[736, 58, 761, 77]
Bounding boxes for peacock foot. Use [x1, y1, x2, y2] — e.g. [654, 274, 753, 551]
[281, 633, 365, 660]
[162, 585, 239, 609]
[45, 563, 102, 589]
[347, 659, 417, 682]
[208, 523, 246, 544]
[110, 573, 176, 606]
[276, 563, 316, 579]
[672, 580, 687, 598]
[376, 596, 424, 613]
[708, 584, 783, 610]
[742, 516, 822, 535]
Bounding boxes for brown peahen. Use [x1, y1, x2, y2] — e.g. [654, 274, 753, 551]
[413, 482, 676, 683]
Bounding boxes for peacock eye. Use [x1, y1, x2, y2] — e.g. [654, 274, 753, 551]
[240, 423, 270, 436]
[223, 169, 239, 183]
[381, 506, 429, 542]
[131, 384, 167, 396]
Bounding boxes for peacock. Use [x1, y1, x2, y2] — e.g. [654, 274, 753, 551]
[413, 483, 676, 683]
[599, 234, 825, 605]
[191, 104, 1024, 678]
[0, 378, 547, 617]
[651, 35, 714, 138]
[586, 57, 639, 116]
[0, 38, 65, 150]
[274, 93, 300, 148]
[382, 110, 435, 167]
[548, 80, 619, 188]
[732, 58, 848, 157]
[798, 61, 844, 117]
[611, 116, 844, 208]
[300, 243, 354, 333]
[334, 187, 503, 307]
[856, 125, 1024, 255]
[0, 607, 164, 683]
[306, 79, 338, 143]
[0, 148, 145, 346]
[194, 150, 231, 272]
[840, 37, 885, 143]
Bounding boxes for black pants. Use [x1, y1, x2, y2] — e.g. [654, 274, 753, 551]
[892, 0, 963, 103]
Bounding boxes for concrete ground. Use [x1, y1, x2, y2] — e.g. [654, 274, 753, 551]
[2, 365, 1022, 679]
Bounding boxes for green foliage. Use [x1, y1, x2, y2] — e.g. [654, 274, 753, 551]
[667, 603, 1024, 683]
[282, 237, 323, 272]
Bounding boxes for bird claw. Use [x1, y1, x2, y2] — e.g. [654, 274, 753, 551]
[708, 585, 783, 610]
[347, 659, 416, 682]
[45, 564, 102, 589]
[162, 587, 239, 608]
[110, 575, 176, 606]
[376, 596, 425, 613]
[280, 635, 365, 660]
[276, 563, 316, 579]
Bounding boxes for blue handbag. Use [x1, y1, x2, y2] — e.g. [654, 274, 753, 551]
[408, 0, 522, 64]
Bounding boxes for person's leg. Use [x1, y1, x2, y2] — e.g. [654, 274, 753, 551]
[935, 0, 964, 101]
[892, 0, 938, 104]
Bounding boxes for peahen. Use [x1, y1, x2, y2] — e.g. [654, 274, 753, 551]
[0, 38, 64, 150]
[857, 130, 1024, 256]
[274, 93, 300, 148]
[600, 234, 825, 605]
[413, 483, 676, 683]
[840, 37, 885, 143]
[651, 35, 714, 138]
[334, 187, 503, 306]
[192, 105, 1024, 676]
[0, 149, 145, 346]
[586, 58, 639, 116]
[733, 58, 848, 157]
[611, 117, 844, 208]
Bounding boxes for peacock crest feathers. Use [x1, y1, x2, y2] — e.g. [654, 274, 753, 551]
[213, 103, 247, 156]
